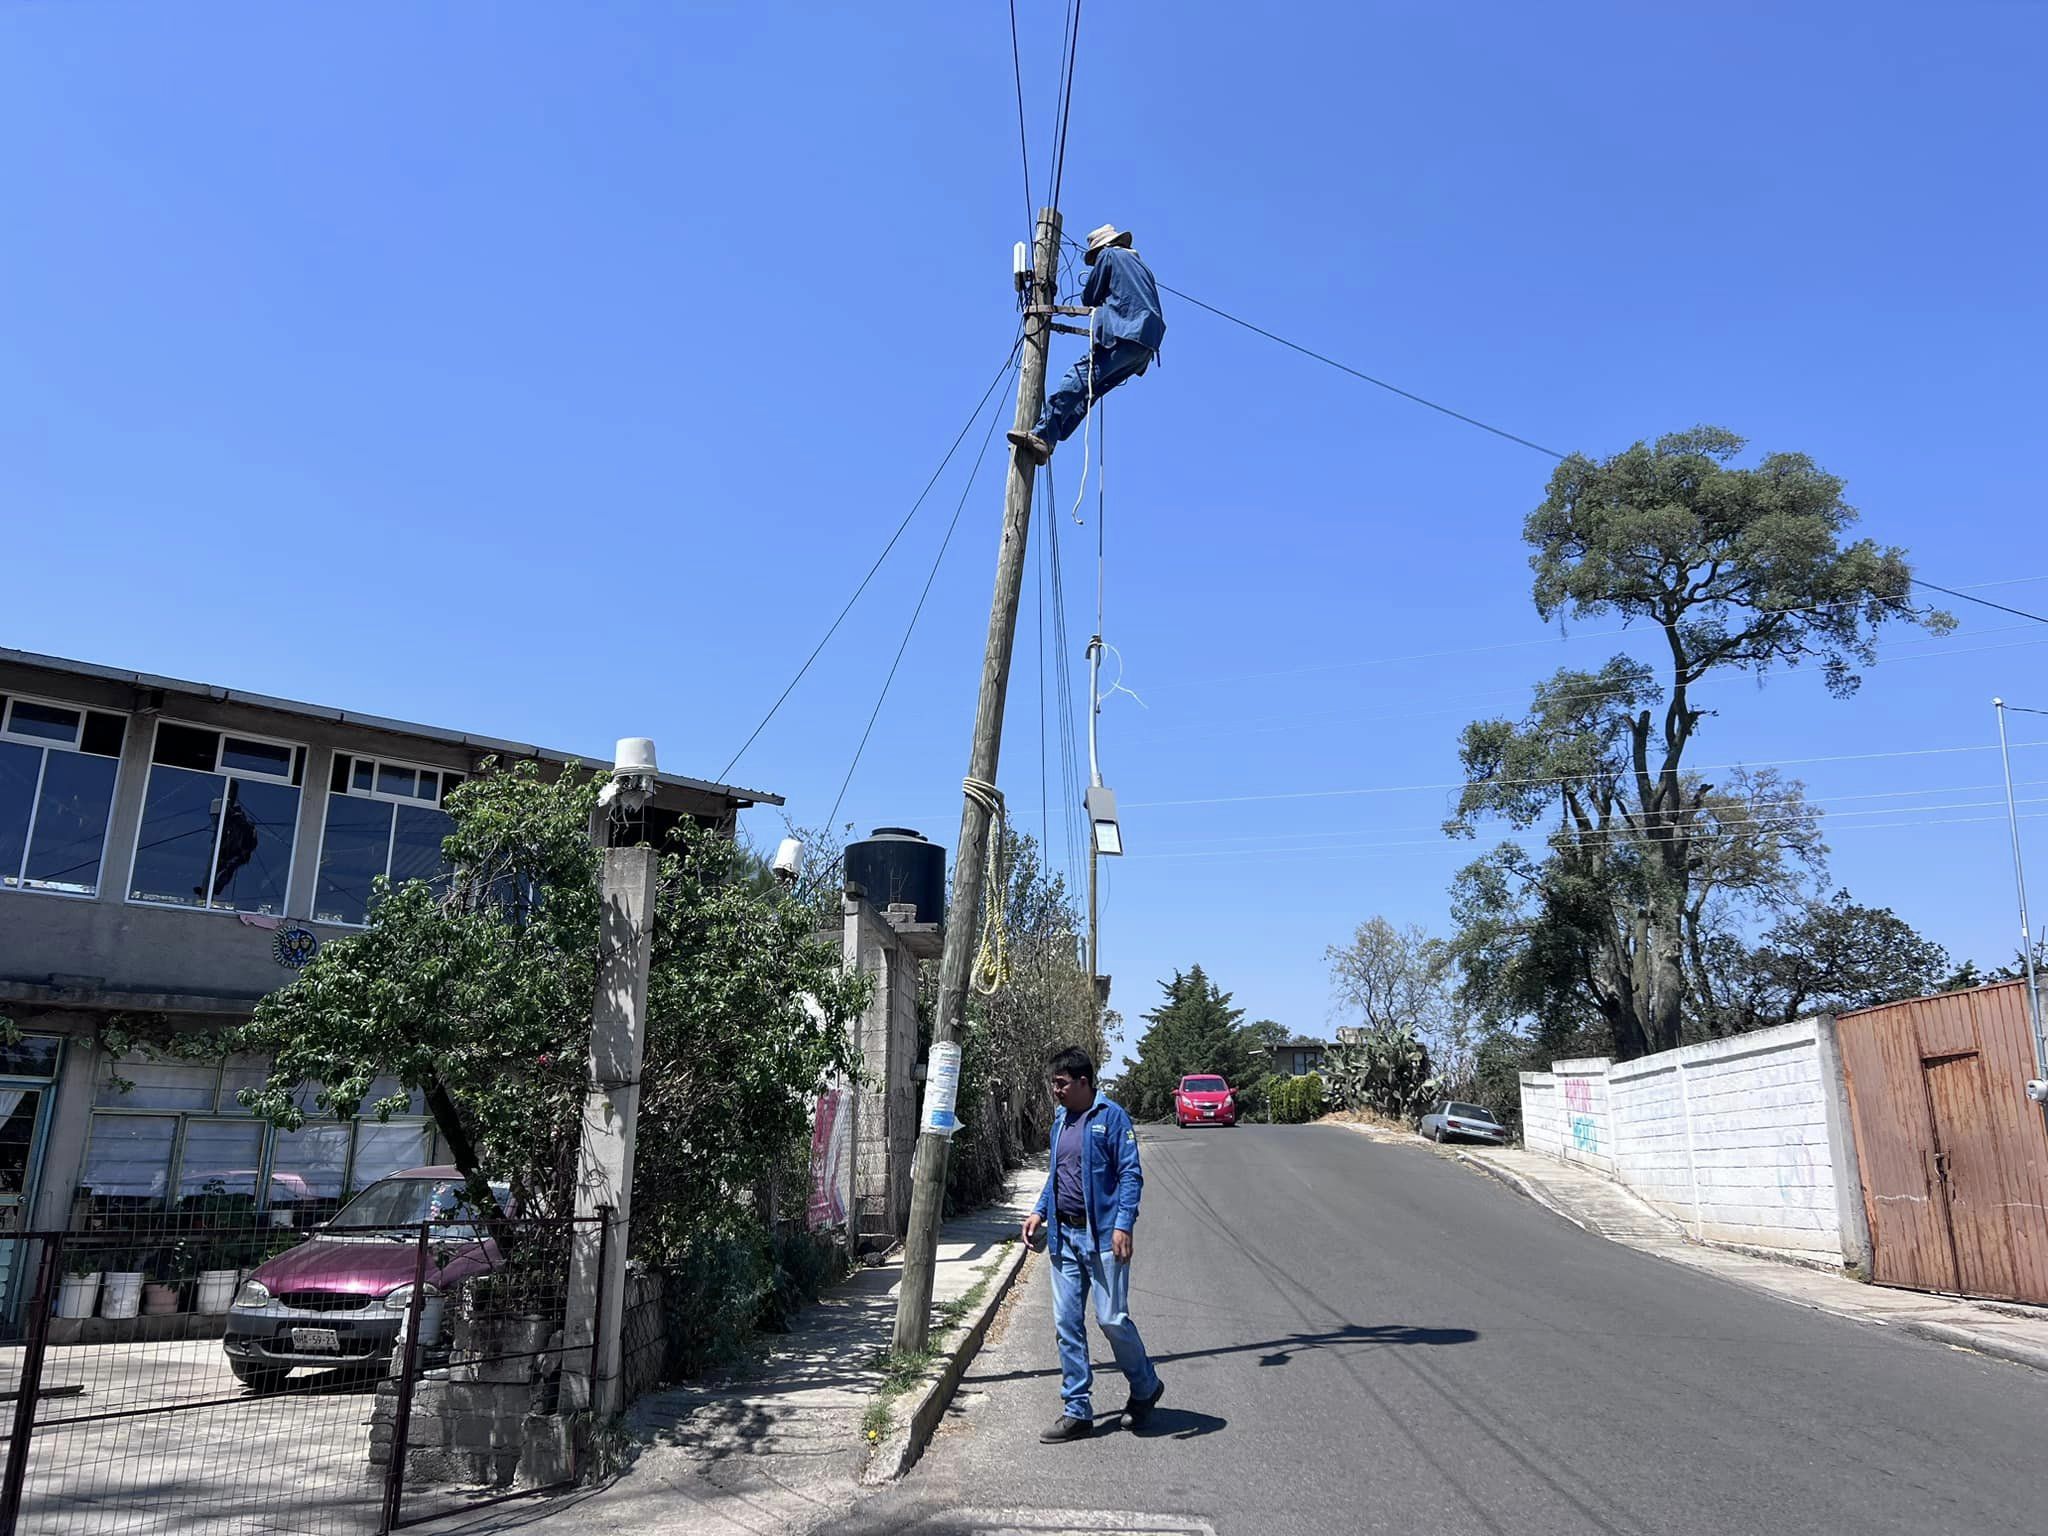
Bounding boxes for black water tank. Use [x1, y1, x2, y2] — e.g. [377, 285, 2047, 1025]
[844, 827, 946, 924]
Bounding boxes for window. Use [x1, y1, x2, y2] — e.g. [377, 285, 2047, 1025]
[86, 1049, 439, 1221]
[129, 722, 303, 914]
[0, 694, 126, 897]
[312, 755, 458, 925]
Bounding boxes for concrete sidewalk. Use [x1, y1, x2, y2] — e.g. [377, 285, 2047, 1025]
[1448, 1137, 2048, 1376]
[469, 1162, 1043, 1536]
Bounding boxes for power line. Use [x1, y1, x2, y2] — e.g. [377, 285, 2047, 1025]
[1047, 0, 1083, 213]
[826, 360, 1017, 829]
[1137, 777, 2048, 854]
[1006, 0, 1034, 241]
[718, 336, 1022, 781]
[1912, 578, 2048, 626]
[1119, 737, 2048, 812]
[1157, 281, 1569, 459]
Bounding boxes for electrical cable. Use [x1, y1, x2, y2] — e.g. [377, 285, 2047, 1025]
[718, 336, 1022, 781]
[1118, 737, 2048, 812]
[1007, 0, 1034, 241]
[1047, 0, 1083, 213]
[1912, 579, 2048, 626]
[825, 359, 1017, 829]
[1156, 282, 1568, 459]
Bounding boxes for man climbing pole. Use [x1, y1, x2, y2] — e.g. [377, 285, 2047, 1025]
[1007, 223, 1166, 465]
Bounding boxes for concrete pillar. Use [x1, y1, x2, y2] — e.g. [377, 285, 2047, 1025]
[561, 845, 659, 1418]
[839, 892, 940, 1244]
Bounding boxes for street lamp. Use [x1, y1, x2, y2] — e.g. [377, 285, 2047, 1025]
[1086, 785, 1123, 857]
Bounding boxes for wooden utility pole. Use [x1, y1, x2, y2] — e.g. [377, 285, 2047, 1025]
[892, 206, 1063, 1356]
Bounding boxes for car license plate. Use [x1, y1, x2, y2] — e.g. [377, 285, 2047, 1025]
[1200, 1105, 1215, 1115]
[290, 1327, 341, 1354]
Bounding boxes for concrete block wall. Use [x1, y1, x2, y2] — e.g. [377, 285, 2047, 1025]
[1518, 1018, 1868, 1266]
[1553, 1057, 1616, 1176]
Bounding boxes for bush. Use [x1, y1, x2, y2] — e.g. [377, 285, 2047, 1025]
[1267, 1072, 1324, 1124]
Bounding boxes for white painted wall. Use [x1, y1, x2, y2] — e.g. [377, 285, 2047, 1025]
[1517, 1018, 1865, 1264]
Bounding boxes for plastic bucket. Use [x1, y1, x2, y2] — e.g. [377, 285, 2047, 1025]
[100, 1272, 144, 1319]
[194, 1270, 238, 1315]
[56, 1274, 101, 1320]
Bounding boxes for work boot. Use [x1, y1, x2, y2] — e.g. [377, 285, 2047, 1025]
[1121, 1379, 1165, 1430]
[1007, 429, 1052, 465]
[1039, 1414, 1093, 1443]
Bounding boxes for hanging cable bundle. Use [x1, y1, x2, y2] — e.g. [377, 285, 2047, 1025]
[963, 776, 1011, 995]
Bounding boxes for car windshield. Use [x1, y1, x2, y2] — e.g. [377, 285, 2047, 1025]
[331, 1178, 506, 1236]
[1183, 1077, 1228, 1092]
[1449, 1103, 1494, 1121]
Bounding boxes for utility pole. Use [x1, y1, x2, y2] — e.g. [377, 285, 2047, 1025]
[1086, 636, 1103, 981]
[1994, 699, 2048, 1094]
[892, 206, 1063, 1356]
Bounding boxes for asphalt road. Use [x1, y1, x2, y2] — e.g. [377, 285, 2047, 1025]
[850, 1123, 2048, 1536]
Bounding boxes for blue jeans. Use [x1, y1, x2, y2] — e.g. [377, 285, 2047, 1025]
[1048, 1223, 1159, 1420]
[1033, 338, 1155, 445]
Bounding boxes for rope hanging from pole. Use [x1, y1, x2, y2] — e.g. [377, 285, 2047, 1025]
[964, 776, 1010, 995]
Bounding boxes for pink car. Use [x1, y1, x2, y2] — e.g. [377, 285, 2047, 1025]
[1174, 1075, 1238, 1128]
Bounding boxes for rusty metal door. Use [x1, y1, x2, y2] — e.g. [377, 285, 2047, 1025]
[1920, 1052, 2021, 1300]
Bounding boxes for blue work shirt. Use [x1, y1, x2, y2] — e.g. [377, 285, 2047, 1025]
[1082, 247, 1167, 354]
[1034, 1092, 1144, 1246]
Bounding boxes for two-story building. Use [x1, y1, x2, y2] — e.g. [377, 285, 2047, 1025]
[0, 646, 778, 1315]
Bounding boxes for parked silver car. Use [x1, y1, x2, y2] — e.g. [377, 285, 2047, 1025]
[1419, 1101, 1508, 1145]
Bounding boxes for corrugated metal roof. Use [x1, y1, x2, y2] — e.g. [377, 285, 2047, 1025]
[0, 646, 783, 807]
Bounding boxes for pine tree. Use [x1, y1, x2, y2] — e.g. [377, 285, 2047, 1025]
[1114, 965, 1260, 1120]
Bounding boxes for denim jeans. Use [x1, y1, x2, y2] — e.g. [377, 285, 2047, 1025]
[1048, 1222, 1160, 1421]
[1033, 338, 1155, 445]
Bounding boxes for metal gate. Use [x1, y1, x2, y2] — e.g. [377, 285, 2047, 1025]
[0, 1212, 602, 1535]
[1836, 979, 2048, 1303]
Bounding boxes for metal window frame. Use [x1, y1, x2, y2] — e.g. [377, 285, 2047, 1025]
[126, 717, 304, 917]
[0, 694, 129, 901]
[312, 757, 457, 929]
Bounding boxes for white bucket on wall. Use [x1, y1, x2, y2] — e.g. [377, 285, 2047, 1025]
[194, 1270, 239, 1315]
[56, 1273, 101, 1320]
[100, 1271, 144, 1319]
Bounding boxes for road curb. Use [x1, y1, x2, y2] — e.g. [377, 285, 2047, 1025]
[861, 1236, 1031, 1485]
[1890, 1318, 2048, 1374]
[1448, 1149, 1605, 1237]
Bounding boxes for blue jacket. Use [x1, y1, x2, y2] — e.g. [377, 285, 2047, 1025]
[1034, 1092, 1143, 1243]
[1082, 247, 1167, 354]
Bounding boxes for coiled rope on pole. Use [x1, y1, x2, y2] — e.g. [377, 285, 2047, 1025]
[964, 776, 1010, 995]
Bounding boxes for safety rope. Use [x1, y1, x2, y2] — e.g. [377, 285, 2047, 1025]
[1070, 308, 1096, 526]
[963, 776, 1010, 995]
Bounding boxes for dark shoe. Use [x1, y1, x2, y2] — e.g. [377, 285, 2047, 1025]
[1007, 429, 1052, 465]
[1040, 1414, 1093, 1443]
[1120, 1379, 1165, 1430]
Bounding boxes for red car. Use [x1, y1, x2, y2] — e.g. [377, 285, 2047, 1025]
[1174, 1075, 1238, 1128]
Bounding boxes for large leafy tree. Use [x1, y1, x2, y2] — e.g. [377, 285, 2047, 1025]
[1115, 965, 1261, 1120]
[244, 762, 864, 1249]
[1705, 889, 1948, 1032]
[1448, 428, 1947, 1059]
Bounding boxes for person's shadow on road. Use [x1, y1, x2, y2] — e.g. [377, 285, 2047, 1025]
[1123, 1404, 1225, 1441]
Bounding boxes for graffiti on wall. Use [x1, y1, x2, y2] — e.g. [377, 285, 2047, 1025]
[1563, 1077, 1598, 1154]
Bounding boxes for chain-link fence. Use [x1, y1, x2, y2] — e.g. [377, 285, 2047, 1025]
[0, 1203, 609, 1535]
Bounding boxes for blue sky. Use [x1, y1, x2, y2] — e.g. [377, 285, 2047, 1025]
[6, 3, 2046, 1055]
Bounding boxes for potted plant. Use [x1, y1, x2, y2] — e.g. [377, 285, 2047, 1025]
[100, 1243, 146, 1320]
[193, 1234, 240, 1316]
[142, 1239, 190, 1315]
[56, 1251, 102, 1320]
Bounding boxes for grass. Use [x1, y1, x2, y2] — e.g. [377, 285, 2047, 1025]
[859, 1238, 1017, 1454]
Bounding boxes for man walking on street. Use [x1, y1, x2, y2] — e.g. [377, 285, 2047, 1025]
[1007, 223, 1166, 465]
[1021, 1046, 1164, 1442]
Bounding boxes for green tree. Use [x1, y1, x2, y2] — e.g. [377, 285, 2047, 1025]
[1449, 428, 1948, 1060]
[1114, 966, 1260, 1121]
[1325, 916, 1471, 1084]
[243, 761, 865, 1250]
[1707, 889, 1948, 1031]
